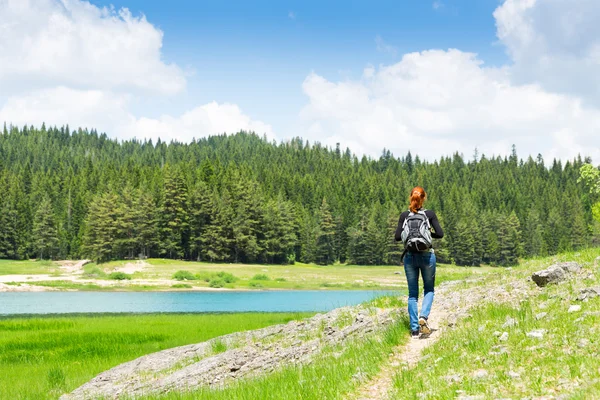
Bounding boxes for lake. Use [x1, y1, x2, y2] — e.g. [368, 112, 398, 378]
[0, 290, 400, 315]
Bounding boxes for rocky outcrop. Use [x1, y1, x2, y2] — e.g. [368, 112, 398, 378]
[577, 287, 600, 301]
[531, 262, 582, 287]
[61, 305, 401, 400]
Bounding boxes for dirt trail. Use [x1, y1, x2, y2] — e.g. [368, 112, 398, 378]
[352, 303, 449, 400]
[350, 276, 535, 400]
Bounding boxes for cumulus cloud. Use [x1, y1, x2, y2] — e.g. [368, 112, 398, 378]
[0, 0, 185, 95]
[0, 0, 271, 141]
[300, 49, 600, 161]
[300, 0, 600, 161]
[0, 88, 273, 143]
[495, 0, 600, 103]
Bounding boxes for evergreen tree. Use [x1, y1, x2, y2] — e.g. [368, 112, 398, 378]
[315, 198, 336, 265]
[160, 165, 189, 259]
[32, 196, 59, 260]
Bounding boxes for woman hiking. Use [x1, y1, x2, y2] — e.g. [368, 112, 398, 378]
[395, 186, 444, 338]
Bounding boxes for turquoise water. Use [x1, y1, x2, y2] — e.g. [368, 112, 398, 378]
[0, 290, 399, 315]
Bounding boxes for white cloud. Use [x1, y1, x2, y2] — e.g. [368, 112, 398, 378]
[0, 0, 185, 95]
[495, 0, 600, 103]
[0, 88, 273, 142]
[0, 0, 271, 142]
[375, 35, 398, 56]
[433, 1, 444, 11]
[300, 49, 600, 162]
[299, 0, 600, 161]
[288, 11, 296, 20]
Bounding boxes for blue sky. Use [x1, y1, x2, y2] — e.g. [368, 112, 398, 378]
[2, 0, 600, 162]
[89, 0, 506, 133]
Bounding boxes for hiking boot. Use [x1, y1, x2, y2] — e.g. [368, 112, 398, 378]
[411, 330, 420, 339]
[419, 316, 431, 335]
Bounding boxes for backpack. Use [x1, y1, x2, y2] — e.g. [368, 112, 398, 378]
[400, 210, 433, 254]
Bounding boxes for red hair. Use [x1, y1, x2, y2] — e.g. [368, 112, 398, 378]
[409, 186, 427, 213]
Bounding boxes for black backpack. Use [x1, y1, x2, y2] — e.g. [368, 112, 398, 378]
[400, 210, 433, 256]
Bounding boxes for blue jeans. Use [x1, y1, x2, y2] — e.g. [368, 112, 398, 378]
[404, 251, 436, 332]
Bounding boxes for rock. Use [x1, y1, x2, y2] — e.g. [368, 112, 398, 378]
[595, 256, 600, 266]
[535, 312, 547, 320]
[393, 271, 402, 275]
[490, 345, 508, 355]
[568, 305, 582, 313]
[499, 332, 509, 341]
[508, 370, 521, 379]
[502, 317, 517, 328]
[493, 331, 502, 337]
[526, 329, 547, 339]
[61, 304, 402, 400]
[447, 313, 458, 327]
[444, 374, 462, 383]
[472, 369, 488, 379]
[531, 262, 582, 287]
[578, 338, 590, 348]
[577, 287, 600, 301]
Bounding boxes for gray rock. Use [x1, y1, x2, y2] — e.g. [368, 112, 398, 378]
[508, 370, 521, 379]
[444, 374, 462, 383]
[526, 329, 547, 339]
[61, 305, 401, 400]
[472, 369, 488, 379]
[502, 317, 517, 328]
[577, 287, 600, 301]
[578, 338, 590, 348]
[568, 305, 582, 313]
[499, 332, 509, 341]
[531, 262, 582, 287]
[535, 312, 548, 320]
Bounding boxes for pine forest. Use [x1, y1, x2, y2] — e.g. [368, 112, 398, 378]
[0, 124, 598, 266]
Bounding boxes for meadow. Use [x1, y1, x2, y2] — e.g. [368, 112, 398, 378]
[0, 312, 312, 400]
[0, 258, 488, 291]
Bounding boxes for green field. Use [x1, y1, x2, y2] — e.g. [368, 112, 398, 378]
[0, 312, 313, 400]
[0, 258, 489, 291]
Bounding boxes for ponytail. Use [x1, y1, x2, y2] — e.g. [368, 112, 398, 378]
[409, 186, 426, 213]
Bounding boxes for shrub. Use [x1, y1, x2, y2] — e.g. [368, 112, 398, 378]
[173, 270, 197, 281]
[108, 272, 132, 280]
[209, 278, 225, 288]
[252, 274, 270, 281]
[249, 281, 263, 288]
[83, 266, 106, 278]
[216, 271, 238, 283]
[275, 277, 287, 282]
[171, 283, 192, 289]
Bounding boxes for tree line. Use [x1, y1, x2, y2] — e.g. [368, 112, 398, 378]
[0, 124, 598, 266]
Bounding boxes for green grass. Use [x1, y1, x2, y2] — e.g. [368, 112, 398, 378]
[0, 312, 313, 400]
[0, 259, 58, 275]
[140, 315, 410, 400]
[390, 248, 600, 399]
[0, 257, 490, 292]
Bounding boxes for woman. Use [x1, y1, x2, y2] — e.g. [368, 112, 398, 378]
[395, 186, 444, 338]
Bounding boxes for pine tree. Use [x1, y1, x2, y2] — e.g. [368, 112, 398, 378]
[189, 182, 214, 261]
[498, 212, 522, 266]
[32, 196, 59, 260]
[82, 193, 118, 263]
[453, 219, 476, 266]
[160, 165, 189, 259]
[385, 212, 403, 265]
[315, 198, 336, 265]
